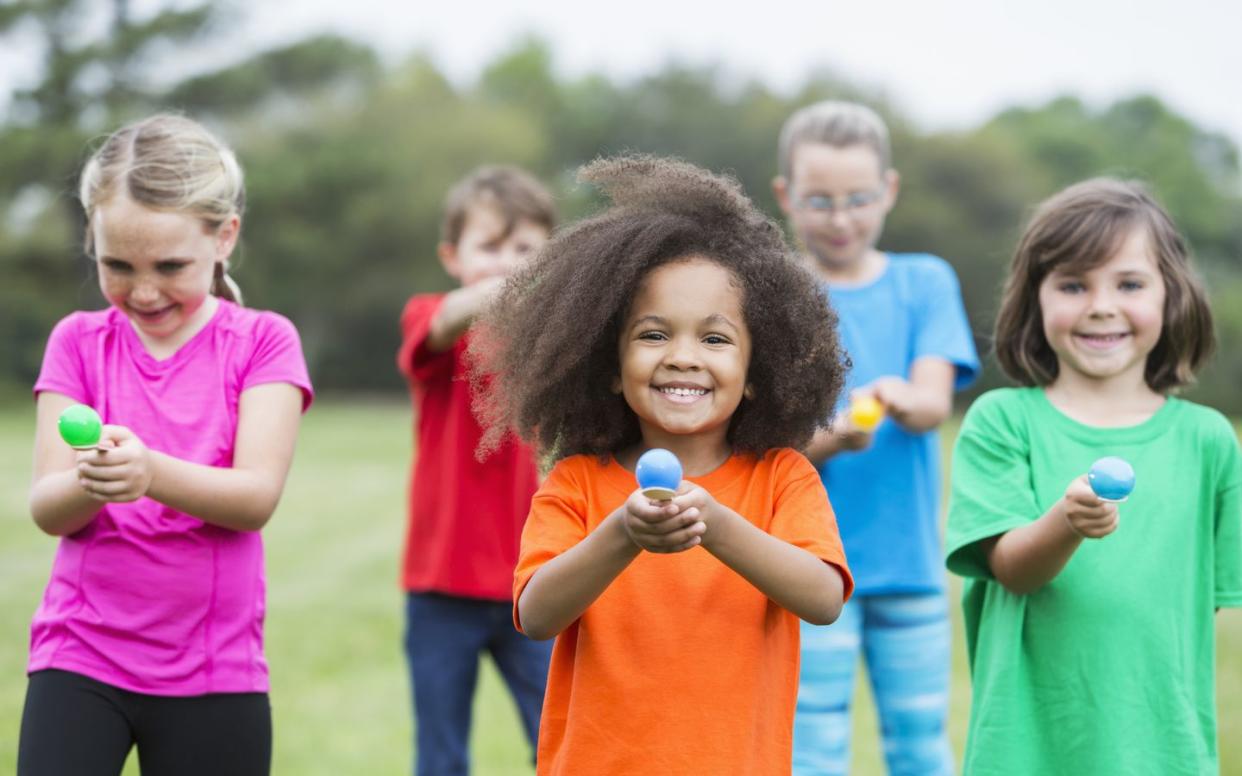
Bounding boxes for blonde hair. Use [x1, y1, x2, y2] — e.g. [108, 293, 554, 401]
[777, 100, 892, 180]
[80, 114, 246, 303]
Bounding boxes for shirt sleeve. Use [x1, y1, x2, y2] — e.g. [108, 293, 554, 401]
[33, 314, 92, 404]
[945, 392, 1041, 579]
[512, 459, 592, 632]
[243, 312, 314, 412]
[769, 450, 854, 601]
[397, 294, 455, 384]
[911, 257, 980, 390]
[1214, 420, 1242, 608]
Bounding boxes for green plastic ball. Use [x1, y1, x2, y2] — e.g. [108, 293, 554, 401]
[58, 404, 102, 449]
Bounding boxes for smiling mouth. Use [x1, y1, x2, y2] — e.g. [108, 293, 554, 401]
[654, 385, 710, 403]
[1075, 332, 1130, 349]
[129, 305, 175, 322]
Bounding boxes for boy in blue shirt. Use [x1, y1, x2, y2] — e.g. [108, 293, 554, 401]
[774, 101, 979, 775]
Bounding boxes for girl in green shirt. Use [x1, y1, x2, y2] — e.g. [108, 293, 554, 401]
[946, 178, 1241, 775]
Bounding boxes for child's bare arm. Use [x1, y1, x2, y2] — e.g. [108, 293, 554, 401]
[29, 392, 109, 536]
[803, 416, 874, 465]
[518, 492, 705, 640]
[425, 277, 505, 352]
[518, 511, 639, 640]
[677, 485, 844, 624]
[985, 475, 1118, 594]
[868, 356, 956, 433]
[71, 383, 304, 532]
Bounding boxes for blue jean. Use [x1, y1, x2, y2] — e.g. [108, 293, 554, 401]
[404, 592, 552, 776]
[793, 593, 954, 776]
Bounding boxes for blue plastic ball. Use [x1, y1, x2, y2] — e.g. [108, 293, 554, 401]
[1088, 456, 1136, 502]
[636, 448, 683, 499]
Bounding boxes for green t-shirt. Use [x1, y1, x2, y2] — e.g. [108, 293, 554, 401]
[946, 388, 1242, 776]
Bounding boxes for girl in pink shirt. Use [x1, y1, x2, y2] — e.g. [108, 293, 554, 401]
[18, 114, 312, 776]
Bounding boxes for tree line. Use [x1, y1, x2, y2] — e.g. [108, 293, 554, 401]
[3, 2, 1240, 409]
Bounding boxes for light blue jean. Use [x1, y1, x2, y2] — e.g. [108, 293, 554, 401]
[793, 593, 954, 776]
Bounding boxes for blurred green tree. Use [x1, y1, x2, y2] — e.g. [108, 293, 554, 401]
[0, 0, 378, 388]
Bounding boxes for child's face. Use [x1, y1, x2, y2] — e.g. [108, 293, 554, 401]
[1038, 226, 1166, 390]
[440, 205, 549, 287]
[92, 193, 236, 343]
[616, 257, 752, 449]
[776, 142, 897, 273]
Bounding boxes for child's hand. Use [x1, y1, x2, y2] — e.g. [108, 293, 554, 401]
[664, 483, 731, 549]
[830, 410, 874, 451]
[621, 486, 705, 554]
[866, 378, 914, 424]
[75, 425, 154, 503]
[1061, 475, 1119, 538]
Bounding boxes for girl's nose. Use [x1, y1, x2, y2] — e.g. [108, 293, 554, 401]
[1086, 287, 1118, 316]
[130, 279, 161, 304]
[663, 337, 702, 369]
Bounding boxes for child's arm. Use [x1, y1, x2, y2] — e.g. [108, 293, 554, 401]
[517, 490, 705, 640]
[674, 484, 845, 624]
[67, 383, 304, 532]
[803, 417, 873, 465]
[867, 356, 956, 433]
[29, 391, 111, 535]
[803, 356, 956, 465]
[424, 277, 506, 352]
[985, 475, 1118, 594]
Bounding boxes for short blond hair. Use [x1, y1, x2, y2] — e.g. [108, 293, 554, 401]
[777, 100, 892, 180]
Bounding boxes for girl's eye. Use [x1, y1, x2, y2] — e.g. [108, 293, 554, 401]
[1119, 280, 1144, 291]
[638, 331, 667, 342]
[156, 262, 187, 274]
[703, 334, 731, 346]
[1057, 281, 1085, 294]
[102, 260, 132, 274]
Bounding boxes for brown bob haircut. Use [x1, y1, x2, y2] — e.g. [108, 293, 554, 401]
[469, 155, 846, 461]
[440, 165, 557, 246]
[994, 177, 1214, 392]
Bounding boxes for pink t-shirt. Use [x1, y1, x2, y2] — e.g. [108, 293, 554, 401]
[30, 300, 313, 696]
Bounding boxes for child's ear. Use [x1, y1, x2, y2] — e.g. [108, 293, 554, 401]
[772, 176, 793, 215]
[881, 169, 901, 212]
[744, 383, 756, 401]
[437, 242, 462, 280]
[214, 214, 241, 261]
[611, 376, 623, 395]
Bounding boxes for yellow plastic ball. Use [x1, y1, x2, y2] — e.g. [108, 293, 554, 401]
[849, 395, 884, 431]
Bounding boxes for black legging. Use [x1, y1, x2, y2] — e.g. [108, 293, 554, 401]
[18, 669, 271, 776]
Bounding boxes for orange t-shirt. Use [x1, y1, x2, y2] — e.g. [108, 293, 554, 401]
[514, 448, 853, 775]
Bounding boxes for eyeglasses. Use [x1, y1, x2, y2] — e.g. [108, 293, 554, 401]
[793, 189, 884, 216]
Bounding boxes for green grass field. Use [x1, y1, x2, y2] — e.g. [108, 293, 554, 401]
[1, 400, 1240, 774]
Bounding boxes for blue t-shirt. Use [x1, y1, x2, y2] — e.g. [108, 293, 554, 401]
[818, 253, 979, 594]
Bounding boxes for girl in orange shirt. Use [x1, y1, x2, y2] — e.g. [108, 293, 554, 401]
[471, 155, 854, 775]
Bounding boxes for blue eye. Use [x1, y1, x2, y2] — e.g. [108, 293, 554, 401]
[1119, 280, 1144, 291]
[844, 191, 881, 208]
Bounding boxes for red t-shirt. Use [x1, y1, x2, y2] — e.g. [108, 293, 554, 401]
[397, 294, 540, 600]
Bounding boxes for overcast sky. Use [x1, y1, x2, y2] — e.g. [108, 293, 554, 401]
[3, 0, 1241, 153]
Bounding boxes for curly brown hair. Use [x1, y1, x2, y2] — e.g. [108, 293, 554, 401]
[995, 177, 1214, 392]
[469, 155, 847, 461]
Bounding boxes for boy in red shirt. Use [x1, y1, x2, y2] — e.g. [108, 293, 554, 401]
[396, 166, 557, 776]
